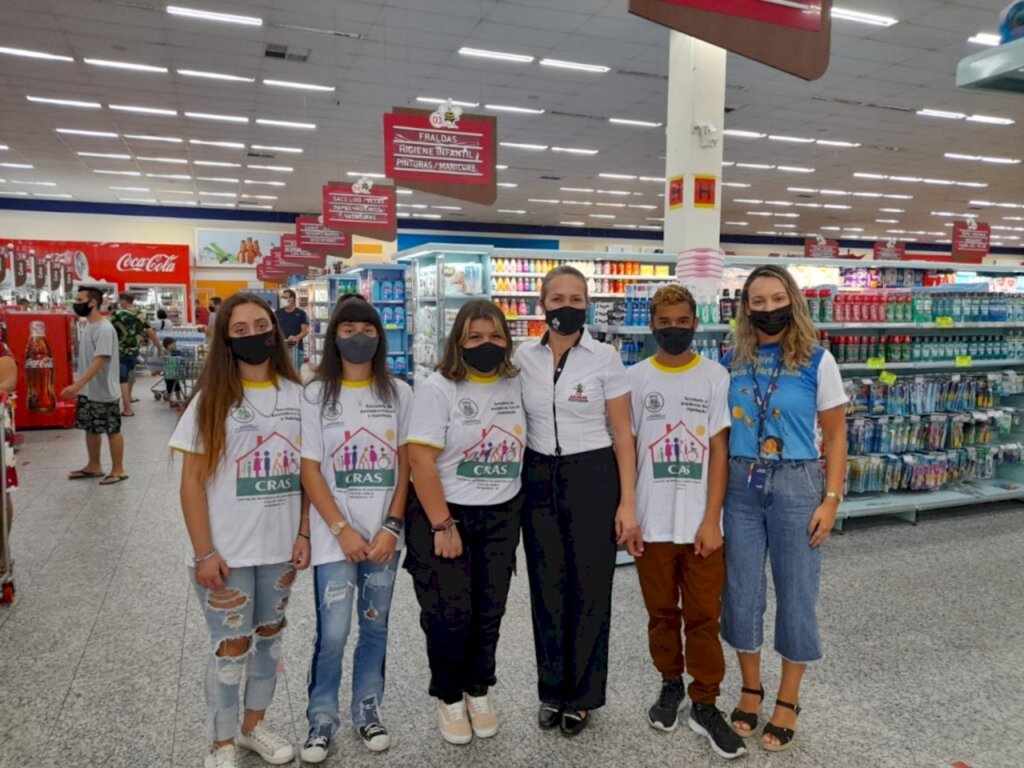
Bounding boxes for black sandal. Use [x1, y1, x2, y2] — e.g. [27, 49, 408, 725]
[761, 699, 801, 752]
[730, 685, 764, 737]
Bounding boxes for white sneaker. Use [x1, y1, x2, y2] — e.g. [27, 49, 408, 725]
[465, 693, 499, 738]
[299, 735, 329, 764]
[237, 722, 295, 765]
[437, 699, 473, 745]
[204, 744, 238, 768]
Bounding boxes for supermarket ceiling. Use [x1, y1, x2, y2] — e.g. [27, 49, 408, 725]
[1, 0, 1022, 247]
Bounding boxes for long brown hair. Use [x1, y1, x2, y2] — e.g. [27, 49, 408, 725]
[437, 299, 518, 382]
[188, 292, 299, 485]
[729, 265, 819, 370]
[312, 294, 396, 412]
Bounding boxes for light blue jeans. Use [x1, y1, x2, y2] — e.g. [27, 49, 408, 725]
[191, 562, 296, 742]
[721, 458, 825, 663]
[306, 555, 400, 738]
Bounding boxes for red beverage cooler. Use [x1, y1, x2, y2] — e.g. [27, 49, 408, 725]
[4, 311, 77, 428]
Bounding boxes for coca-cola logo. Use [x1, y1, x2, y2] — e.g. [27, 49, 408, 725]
[25, 358, 54, 368]
[116, 252, 179, 273]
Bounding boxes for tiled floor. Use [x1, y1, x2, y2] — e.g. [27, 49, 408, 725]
[1, 391, 1022, 768]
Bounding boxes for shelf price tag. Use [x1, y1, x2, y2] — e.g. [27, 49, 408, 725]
[728, 318, 736, 330]
[879, 371, 898, 386]
[935, 316, 954, 328]
[866, 357, 886, 370]
[955, 355, 973, 368]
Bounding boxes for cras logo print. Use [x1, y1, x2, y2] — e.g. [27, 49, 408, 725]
[456, 424, 524, 480]
[236, 432, 301, 497]
[647, 421, 707, 480]
[330, 427, 397, 489]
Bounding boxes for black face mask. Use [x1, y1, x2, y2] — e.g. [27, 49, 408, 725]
[72, 301, 92, 318]
[230, 330, 276, 365]
[653, 327, 695, 356]
[749, 305, 794, 336]
[462, 342, 506, 374]
[336, 333, 378, 365]
[545, 305, 587, 336]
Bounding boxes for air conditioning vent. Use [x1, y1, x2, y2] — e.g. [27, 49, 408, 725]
[617, 69, 668, 81]
[265, 44, 311, 62]
[539, 175, 562, 180]
[247, 151, 275, 159]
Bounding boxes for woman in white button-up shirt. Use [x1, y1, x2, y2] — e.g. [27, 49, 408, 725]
[512, 265, 641, 737]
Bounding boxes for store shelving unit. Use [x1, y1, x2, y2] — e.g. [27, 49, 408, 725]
[395, 243, 1024, 528]
[344, 264, 412, 379]
[296, 278, 330, 369]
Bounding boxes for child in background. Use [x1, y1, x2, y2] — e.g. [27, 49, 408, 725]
[163, 337, 184, 405]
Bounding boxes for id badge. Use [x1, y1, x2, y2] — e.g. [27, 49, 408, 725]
[747, 462, 769, 491]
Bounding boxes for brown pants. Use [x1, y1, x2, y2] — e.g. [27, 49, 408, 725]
[634, 542, 725, 705]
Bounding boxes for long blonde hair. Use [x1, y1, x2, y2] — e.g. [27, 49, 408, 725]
[729, 265, 818, 370]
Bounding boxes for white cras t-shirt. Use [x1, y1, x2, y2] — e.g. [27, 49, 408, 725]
[300, 377, 413, 567]
[629, 356, 732, 545]
[406, 371, 525, 506]
[169, 378, 303, 567]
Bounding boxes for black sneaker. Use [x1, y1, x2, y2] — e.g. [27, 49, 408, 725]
[648, 677, 686, 732]
[689, 702, 748, 760]
[299, 735, 329, 764]
[358, 722, 391, 752]
[538, 703, 562, 730]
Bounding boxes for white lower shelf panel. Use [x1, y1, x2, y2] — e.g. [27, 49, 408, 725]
[841, 478, 1024, 521]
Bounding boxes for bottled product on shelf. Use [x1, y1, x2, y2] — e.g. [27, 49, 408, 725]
[843, 372, 1021, 417]
[830, 333, 1022, 364]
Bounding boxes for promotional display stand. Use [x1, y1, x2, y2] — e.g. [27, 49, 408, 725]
[396, 243, 1024, 529]
[3, 311, 77, 429]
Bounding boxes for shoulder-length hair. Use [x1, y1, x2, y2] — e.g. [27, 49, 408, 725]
[312, 294, 396, 411]
[729, 264, 818, 370]
[188, 292, 299, 486]
[437, 299, 518, 382]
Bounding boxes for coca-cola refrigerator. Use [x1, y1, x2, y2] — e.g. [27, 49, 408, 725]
[4, 311, 76, 429]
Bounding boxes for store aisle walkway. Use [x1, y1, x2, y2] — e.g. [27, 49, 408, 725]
[0, 389, 1021, 768]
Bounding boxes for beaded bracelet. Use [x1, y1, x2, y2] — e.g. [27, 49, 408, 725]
[193, 548, 219, 565]
[430, 516, 458, 534]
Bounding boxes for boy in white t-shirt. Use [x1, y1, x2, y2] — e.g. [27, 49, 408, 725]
[628, 285, 745, 760]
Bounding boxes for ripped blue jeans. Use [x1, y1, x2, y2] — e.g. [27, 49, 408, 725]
[306, 554, 400, 737]
[191, 562, 296, 743]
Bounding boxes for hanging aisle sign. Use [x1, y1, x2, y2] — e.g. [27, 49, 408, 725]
[629, 0, 833, 80]
[951, 220, 990, 263]
[281, 235, 327, 267]
[322, 178, 397, 241]
[804, 238, 840, 259]
[295, 216, 353, 258]
[383, 102, 498, 205]
[874, 241, 906, 260]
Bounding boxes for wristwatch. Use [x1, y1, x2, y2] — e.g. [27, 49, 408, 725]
[824, 491, 844, 504]
[330, 519, 348, 536]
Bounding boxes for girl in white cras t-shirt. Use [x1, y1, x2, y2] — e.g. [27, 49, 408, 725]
[170, 293, 309, 768]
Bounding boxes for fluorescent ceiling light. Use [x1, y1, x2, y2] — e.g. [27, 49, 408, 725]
[966, 114, 1015, 125]
[241, 194, 277, 200]
[737, 162, 772, 169]
[93, 170, 140, 176]
[0, 162, 32, 169]
[561, 200, 593, 206]
[458, 47, 533, 63]
[247, 164, 293, 172]
[628, 204, 657, 210]
[497, 209, 527, 214]
[177, 68, 254, 82]
[412, 213, 441, 219]
[345, 171, 386, 178]
[852, 192, 883, 198]
[196, 177, 239, 183]
[876, 219, 899, 224]
[432, 205, 462, 210]
[917, 108, 966, 120]
[189, 139, 245, 148]
[185, 111, 248, 123]
[769, 135, 814, 143]
[560, 187, 593, 193]
[0, 45, 73, 62]
[32, 192, 73, 198]
[747, 211, 772, 217]
[608, 117, 662, 128]
[495, 165, 508, 170]
[765, 200, 794, 206]
[595, 202, 626, 208]
[238, 203, 273, 209]
[560, 221, 585, 226]
[496, 182, 518, 188]
[198, 191, 237, 197]
[56, 128, 118, 138]
[500, 142, 547, 151]
[146, 173, 191, 180]
[200, 202, 236, 208]
[612, 224, 638, 229]
[416, 97, 480, 108]
[595, 189, 630, 195]
[723, 129, 765, 139]
[528, 198, 559, 204]
[109, 186, 150, 191]
[85, 58, 167, 73]
[166, 5, 262, 26]
[485, 104, 545, 114]
[263, 79, 335, 92]
[923, 178, 955, 185]
[0, 191, 29, 196]
[638, 225, 662, 231]
[968, 32, 1001, 46]
[194, 160, 241, 167]
[27, 95, 100, 109]
[884, 194, 913, 200]
[10, 180, 56, 186]
[774, 224, 798, 229]
[77, 152, 130, 159]
[722, 182, 751, 188]
[725, 221, 749, 226]
[639, 176, 665, 182]
[256, 118, 316, 129]
[831, 6, 897, 26]
[787, 187, 817, 193]
[823, 204, 852, 210]
[137, 156, 188, 164]
[539, 58, 610, 73]
[817, 139, 861, 147]
[110, 104, 177, 116]
[552, 146, 598, 155]
[599, 173, 636, 180]
[777, 166, 815, 173]
[879, 208, 904, 213]
[250, 144, 302, 154]
[243, 179, 286, 186]
[125, 134, 182, 143]
[118, 197, 157, 203]
[854, 172, 886, 179]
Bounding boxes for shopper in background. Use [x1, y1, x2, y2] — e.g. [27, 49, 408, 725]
[720, 265, 847, 753]
[514, 266, 640, 737]
[63, 287, 127, 486]
[155, 308, 172, 332]
[628, 285, 745, 760]
[275, 289, 309, 370]
[195, 300, 210, 328]
[162, 337, 184, 405]
[405, 299, 525, 746]
[206, 296, 222, 338]
[299, 295, 412, 762]
[111, 292, 161, 417]
[170, 293, 308, 768]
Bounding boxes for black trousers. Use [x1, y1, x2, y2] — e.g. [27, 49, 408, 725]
[522, 447, 620, 711]
[404, 490, 523, 704]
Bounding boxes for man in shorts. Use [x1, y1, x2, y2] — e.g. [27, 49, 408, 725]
[111, 292, 161, 417]
[63, 287, 128, 485]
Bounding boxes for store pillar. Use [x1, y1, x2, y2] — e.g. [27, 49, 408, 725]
[663, 32, 726, 254]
